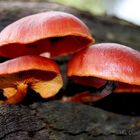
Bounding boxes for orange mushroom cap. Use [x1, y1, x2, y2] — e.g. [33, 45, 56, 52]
[0, 55, 63, 104]
[0, 11, 94, 58]
[67, 43, 140, 87]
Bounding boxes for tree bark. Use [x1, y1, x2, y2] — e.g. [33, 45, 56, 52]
[0, 1, 140, 140]
[0, 101, 140, 140]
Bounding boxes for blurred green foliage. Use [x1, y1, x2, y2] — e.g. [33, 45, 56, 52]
[49, 0, 106, 15]
[0, 0, 114, 16]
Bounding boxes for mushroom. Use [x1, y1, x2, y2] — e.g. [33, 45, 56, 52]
[0, 55, 63, 104]
[0, 11, 94, 58]
[66, 43, 140, 102]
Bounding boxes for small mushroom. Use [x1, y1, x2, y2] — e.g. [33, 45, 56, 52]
[66, 43, 140, 102]
[0, 11, 94, 58]
[0, 55, 63, 104]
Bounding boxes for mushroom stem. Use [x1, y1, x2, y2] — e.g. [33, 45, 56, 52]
[2, 83, 28, 104]
[62, 81, 116, 103]
[97, 81, 116, 96]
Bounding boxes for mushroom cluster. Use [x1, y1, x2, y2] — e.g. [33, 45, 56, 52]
[0, 11, 94, 104]
[0, 11, 139, 104]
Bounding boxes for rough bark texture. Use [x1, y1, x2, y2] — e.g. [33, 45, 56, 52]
[1, 101, 140, 140]
[0, 1, 140, 140]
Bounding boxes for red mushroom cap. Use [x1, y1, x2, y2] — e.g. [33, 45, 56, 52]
[0, 11, 94, 58]
[67, 43, 140, 86]
[0, 55, 63, 104]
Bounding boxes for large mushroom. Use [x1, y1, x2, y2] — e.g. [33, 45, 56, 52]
[66, 43, 140, 102]
[0, 11, 94, 58]
[0, 55, 63, 104]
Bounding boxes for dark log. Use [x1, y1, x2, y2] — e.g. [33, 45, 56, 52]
[0, 101, 140, 140]
[0, 1, 140, 140]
